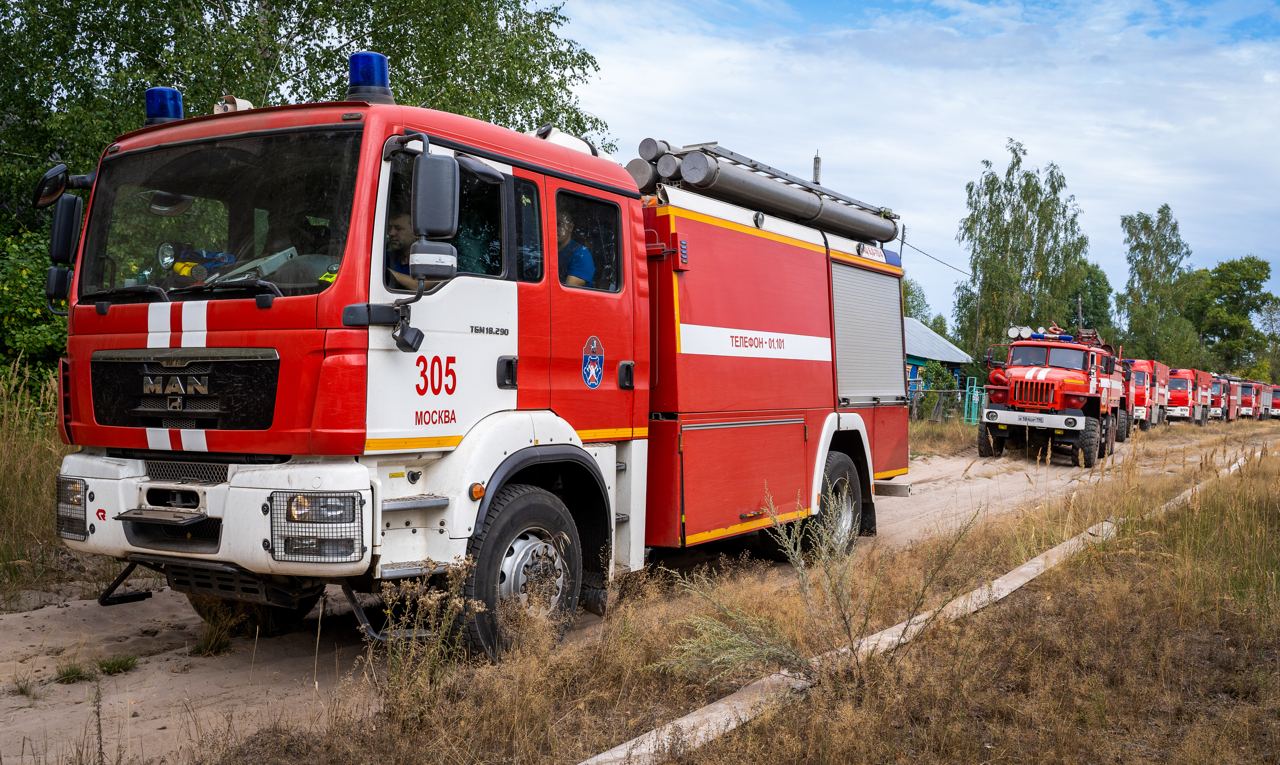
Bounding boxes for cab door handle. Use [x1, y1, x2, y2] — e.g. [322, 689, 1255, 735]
[496, 356, 518, 390]
[618, 361, 635, 390]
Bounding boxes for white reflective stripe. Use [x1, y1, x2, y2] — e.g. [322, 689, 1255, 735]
[679, 324, 832, 362]
[1035, 367, 1050, 381]
[181, 301, 208, 348]
[179, 429, 207, 451]
[146, 428, 170, 450]
[147, 302, 171, 348]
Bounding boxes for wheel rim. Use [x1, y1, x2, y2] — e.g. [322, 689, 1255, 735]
[497, 525, 566, 611]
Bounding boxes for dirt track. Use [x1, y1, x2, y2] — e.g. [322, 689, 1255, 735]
[2, 421, 1275, 762]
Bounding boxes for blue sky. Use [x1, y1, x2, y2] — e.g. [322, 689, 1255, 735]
[564, 0, 1280, 324]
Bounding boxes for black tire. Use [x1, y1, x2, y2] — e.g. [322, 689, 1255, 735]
[1102, 414, 1116, 457]
[187, 592, 320, 637]
[1116, 408, 1130, 442]
[977, 422, 995, 457]
[1074, 416, 1099, 468]
[803, 451, 863, 552]
[463, 484, 582, 658]
[1138, 415, 1151, 432]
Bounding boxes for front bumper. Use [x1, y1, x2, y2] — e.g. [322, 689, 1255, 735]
[1134, 406, 1148, 421]
[1241, 407, 1254, 416]
[982, 408, 1085, 431]
[57, 451, 375, 577]
[1209, 407, 1223, 419]
[1169, 406, 1191, 418]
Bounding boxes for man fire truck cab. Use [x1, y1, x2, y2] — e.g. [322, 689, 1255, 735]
[1167, 369, 1211, 424]
[978, 326, 1123, 468]
[1239, 380, 1262, 419]
[36, 53, 909, 652]
[1125, 358, 1169, 431]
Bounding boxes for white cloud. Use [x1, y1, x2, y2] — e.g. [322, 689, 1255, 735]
[563, 0, 1280, 321]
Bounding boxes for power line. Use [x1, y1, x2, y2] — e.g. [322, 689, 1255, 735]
[900, 240, 970, 277]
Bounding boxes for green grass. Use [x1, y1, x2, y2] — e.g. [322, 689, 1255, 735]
[54, 660, 96, 684]
[97, 655, 138, 676]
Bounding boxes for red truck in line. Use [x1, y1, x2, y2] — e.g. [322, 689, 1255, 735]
[1210, 376, 1240, 421]
[35, 52, 909, 649]
[1167, 369, 1211, 425]
[1125, 359, 1169, 430]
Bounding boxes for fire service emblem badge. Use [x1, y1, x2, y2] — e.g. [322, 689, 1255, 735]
[581, 336, 605, 389]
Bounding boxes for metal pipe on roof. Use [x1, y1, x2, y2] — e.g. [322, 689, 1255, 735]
[678, 151, 899, 242]
[638, 138, 674, 163]
[625, 158, 659, 194]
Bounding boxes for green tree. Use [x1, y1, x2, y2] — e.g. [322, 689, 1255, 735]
[0, 0, 609, 237]
[928, 313, 948, 339]
[0, 233, 66, 363]
[1182, 256, 1273, 372]
[952, 139, 1092, 357]
[1115, 204, 1191, 359]
[1076, 261, 1115, 340]
[1258, 296, 1280, 384]
[902, 277, 931, 322]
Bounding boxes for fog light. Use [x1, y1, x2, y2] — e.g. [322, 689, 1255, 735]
[986, 411, 998, 421]
[1064, 417, 1077, 427]
[269, 490, 364, 563]
[284, 537, 355, 558]
[56, 476, 87, 541]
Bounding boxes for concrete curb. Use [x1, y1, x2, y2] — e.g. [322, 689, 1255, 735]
[579, 449, 1258, 765]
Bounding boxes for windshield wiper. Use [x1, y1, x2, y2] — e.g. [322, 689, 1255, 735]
[83, 285, 170, 314]
[170, 278, 283, 305]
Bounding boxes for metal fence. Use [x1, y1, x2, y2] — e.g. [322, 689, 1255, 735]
[907, 380, 986, 423]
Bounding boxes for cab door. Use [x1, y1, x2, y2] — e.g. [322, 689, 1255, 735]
[546, 180, 635, 440]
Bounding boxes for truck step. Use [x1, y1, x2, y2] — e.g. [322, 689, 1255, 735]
[382, 494, 449, 512]
[873, 481, 911, 497]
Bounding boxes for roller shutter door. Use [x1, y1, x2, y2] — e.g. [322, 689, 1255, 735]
[832, 263, 906, 403]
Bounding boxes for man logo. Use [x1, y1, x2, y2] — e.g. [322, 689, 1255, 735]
[143, 375, 209, 396]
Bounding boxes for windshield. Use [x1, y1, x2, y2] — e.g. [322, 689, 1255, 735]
[1008, 345, 1086, 370]
[80, 129, 361, 301]
[1135, 371, 1147, 386]
[1170, 379, 1189, 391]
[1242, 384, 1253, 395]
[1212, 382, 1222, 395]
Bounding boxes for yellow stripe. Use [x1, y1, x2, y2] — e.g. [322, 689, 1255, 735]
[577, 427, 650, 442]
[671, 271, 682, 353]
[684, 507, 811, 545]
[662, 207, 904, 276]
[874, 467, 908, 479]
[364, 435, 463, 452]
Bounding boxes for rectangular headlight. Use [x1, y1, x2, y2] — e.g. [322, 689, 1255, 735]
[269, 491, 364, 563]
[56, 477, 87, 541]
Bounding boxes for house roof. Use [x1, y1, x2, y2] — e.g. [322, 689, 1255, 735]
[904, 317, 972, 365]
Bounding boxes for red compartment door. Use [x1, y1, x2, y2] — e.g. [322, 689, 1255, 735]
[680, 418, 810, 546]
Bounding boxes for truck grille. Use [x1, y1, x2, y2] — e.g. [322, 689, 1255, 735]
[90, 349, 278, 430]
[1012, 380, 1055, 407]
[144, 460, 229, 484]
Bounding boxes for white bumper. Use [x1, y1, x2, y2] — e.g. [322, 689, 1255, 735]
[1209, 408, 1223, 419]
[983, 409, 1085, 431]
[1169, 406, 1191, 418]
[1134, 406, 1148, 421]
[1241, 407, 1253, 416]
[58, 452, 376, 577]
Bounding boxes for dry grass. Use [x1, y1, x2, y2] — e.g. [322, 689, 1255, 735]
[910, 419, 977, 457]
[197, 424, 1277, 765]
[693, 452, 1280, 764]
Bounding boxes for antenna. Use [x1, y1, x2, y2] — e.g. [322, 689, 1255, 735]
[1076, 294, 1084, 331]
[812, 150, 821, 184]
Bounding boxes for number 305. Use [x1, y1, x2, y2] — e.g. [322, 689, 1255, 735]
[415, 355, 457, 396]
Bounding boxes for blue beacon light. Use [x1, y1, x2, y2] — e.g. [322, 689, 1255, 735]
[144, 87, 184, 125]
[347, 51, 395, 104]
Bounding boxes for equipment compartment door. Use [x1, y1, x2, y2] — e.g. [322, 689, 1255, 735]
[680, 418, 809, 546]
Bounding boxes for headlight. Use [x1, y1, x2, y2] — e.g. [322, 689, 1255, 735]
[157, 242, 176, 269]
[56, 476, 87, 541]
[269, 491, 364, 563]
[286, 493, 357, 523]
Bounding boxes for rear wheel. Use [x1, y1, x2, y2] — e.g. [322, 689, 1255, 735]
[803, 451, 862, 552]
[1116, 408, 1130, 442]
[463, 484, 582, 658]
[1074, 417, 1100, 468]
[1102, 414, 1116, 457]
[187, 592, 320, 637]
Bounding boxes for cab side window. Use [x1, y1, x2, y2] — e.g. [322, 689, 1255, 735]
[384, 154, 504, 291]
[555, 191, 621, 292]
[515, 178, 542, 282]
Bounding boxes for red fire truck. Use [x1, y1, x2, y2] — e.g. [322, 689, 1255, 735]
[1168, 369, 1211, 424]
[1125, 359, 1169, 430]
[1210, 375, 1240, 421]
[1262, 384, 1277, 419]
[1239, 380, 1263, 419]
[979, 327, 1124, 467]
[35, 53, 908, 651]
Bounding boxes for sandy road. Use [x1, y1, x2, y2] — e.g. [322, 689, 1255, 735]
[2, 421, 1274, 762]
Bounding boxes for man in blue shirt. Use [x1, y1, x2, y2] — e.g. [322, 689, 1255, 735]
[557, 211, 595, 288]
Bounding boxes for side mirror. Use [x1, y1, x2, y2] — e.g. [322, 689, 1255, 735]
[33, 163, 69, 209]
[984, 348, 1004, 369]
[49, 194, 84, 265]
[412, 154, 459, 239]
[46, 266, 71, 315]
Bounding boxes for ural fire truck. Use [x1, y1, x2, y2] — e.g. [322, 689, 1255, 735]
[1168, 369, 1211, 424]
[978, 326, 1124, 467]
[1210, 375, 1240, 421]
[1126, 358, 1169, 430]
[36, 53, 908, 651]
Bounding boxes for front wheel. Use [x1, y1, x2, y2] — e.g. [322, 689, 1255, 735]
[463, 484, 582, 658]
[1074, 416, 1100, 468]
[977, 423, 1005, 457]
[1138, 415, 1151, 432]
